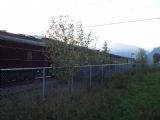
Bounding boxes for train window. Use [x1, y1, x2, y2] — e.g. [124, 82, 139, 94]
[27, 51, 32, 60]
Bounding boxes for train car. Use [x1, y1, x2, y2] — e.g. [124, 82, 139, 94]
[0, 30, 135, 69]
[0, 31, 50, 87]
[109, 54, 129, 64]
[0, 30, 49, 69]
[0, 30, 135, 87]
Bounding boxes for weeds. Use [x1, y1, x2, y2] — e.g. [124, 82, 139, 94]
[0, 67, 160, 120]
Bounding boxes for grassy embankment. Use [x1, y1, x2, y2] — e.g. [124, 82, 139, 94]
[1, 67, 160, 120]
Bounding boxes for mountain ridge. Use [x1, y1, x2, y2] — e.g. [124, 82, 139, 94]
[108, 43, 141, 58]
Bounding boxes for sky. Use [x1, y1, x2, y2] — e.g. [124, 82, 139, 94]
[0, 0, 160, 50]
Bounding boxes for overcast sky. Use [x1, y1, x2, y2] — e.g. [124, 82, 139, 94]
[0, 0, 160, 49]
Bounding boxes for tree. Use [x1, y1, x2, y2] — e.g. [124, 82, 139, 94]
[44, 16, 96, 80]
[101, 41, 110, 64]
[153, 53, 160, 63]
[76, 23, 97, 65]
[45, 16, 76, 67]
[136, 48, 147, 64]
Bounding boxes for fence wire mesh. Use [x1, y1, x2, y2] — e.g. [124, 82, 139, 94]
[0, 63, 159, 102]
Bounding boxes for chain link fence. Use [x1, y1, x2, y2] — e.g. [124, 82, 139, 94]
[0, 63, 159, 101]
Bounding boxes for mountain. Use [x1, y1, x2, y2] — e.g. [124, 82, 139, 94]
[108, 43, 141, 58]
[33, 35, 44, 39]
[147, 47, 160, 64]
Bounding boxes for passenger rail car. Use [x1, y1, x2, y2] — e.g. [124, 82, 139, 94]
[0, 31, 49, 68]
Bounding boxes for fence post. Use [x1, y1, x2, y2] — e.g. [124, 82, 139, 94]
[42, 68, 46, 99]
[68, 68, 74, 95]
[89, 65, 92, 88]
[0, 70, 2, 88]
[71, 69, 74, 95]
[136, 64, 138, 75]
[101, 65, 103, 84]
[109, 65, 111, 80]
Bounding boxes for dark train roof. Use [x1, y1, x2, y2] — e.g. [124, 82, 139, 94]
[0, 30, 44, 46]
[109, 53, 134, 60]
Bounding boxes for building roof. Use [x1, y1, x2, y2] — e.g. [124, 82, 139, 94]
[0, 30, 44, 46]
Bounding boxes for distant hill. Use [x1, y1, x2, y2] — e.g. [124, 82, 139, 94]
[33, 35, 44, 39]
[147, 47, 160, 64]
[108, 43, 141, 58]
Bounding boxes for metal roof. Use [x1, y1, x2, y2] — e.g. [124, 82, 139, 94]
[0, 34, 44, 46]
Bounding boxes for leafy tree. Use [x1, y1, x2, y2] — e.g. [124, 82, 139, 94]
[45, 16, 76, 67]
[76, 24, 97, 65]
[101, 41, 110, 64]
[44, 16, 96, 80]
[153, 53, 160, 63]
[136, 48, 147, 64]
[88, 49, 101, 64]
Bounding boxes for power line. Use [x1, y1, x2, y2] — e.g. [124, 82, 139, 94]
[18, 17, 160, 34]
[83, 17, 160, 28]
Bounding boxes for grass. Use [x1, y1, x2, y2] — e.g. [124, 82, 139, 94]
[0, 68, 160, 120]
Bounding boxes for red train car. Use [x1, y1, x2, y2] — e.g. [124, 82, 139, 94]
[0, 31, 49, 69]
[0, 30, 134, 69]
